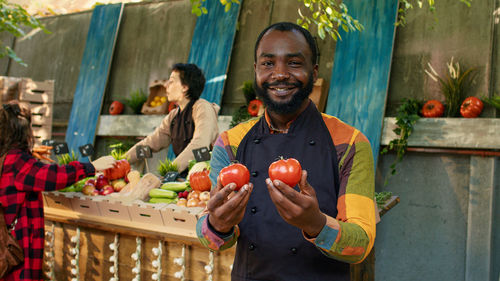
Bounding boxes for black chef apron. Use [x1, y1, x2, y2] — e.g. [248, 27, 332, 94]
[232, 101, 350, 281]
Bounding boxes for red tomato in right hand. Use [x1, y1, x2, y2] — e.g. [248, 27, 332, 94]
[268, 158, 302, 187]
[218, 163, 250, 191]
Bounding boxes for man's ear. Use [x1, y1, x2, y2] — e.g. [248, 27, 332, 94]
[313, 64, 319, 82]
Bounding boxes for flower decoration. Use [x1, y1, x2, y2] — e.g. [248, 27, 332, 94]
[108, 234, 119, 281]
[425, 57, 476, 117]
[173, 244, 186, 280]
[69, 227, 81, 281]
[151, 241, 163, 281]
[131, 237, 142, 281]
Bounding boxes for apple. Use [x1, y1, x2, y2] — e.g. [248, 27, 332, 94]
[85, 178, 96, 186]
[95, 174, 109, 189]
[111, 179, 127, 192]
[82, 184, 96, 196]
[99, 185, 114, 195]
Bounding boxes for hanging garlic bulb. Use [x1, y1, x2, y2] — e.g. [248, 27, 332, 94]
[69, 227, 80, 281]
[131, 237, 142, 281]
[174, 244, 186, 281]
[151, 240, 163, 281]
[108, 234, 119, 281]
[204, 251, 214, 281]
[44, 224, 56, 280]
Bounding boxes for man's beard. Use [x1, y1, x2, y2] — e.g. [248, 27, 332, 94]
[254, 74, 314, 115]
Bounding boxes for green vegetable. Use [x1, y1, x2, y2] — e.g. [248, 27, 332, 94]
[56, 150, 79, 165]
[149, 188, 177, 199]
[149, 197, 178, 204]
[125, 89, 148, 114]
[375, 191, 393, 208]
[483, 95, 500, 110]
[160, 182, 189, 192]
[157, 158, 178, 177]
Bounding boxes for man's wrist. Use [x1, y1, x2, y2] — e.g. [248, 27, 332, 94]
[207, 215, 234, 236]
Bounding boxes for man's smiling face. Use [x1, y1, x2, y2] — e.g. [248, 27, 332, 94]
[254, 29, 318, 114]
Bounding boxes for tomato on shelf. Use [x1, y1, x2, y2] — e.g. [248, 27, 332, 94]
[421, 100, 444, 118]
[189, 169, 211, 192]
[218, 163, 250, 191]
[247, 99, 263, 117]
[268, 157, 302, 187]
[109, 101, 124, 115]
[460, 97, 483, 118]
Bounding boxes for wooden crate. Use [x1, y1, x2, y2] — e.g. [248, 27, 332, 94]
[18, 78, 54, 103]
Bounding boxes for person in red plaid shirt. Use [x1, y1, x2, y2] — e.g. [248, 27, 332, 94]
[0, 101, 115, 281]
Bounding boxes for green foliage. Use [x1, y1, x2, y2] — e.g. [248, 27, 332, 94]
[375, 191, 393, 208]
[230, 105, 252, 128]
[108, 142, 128, 160]
[190, 0, 240, 16]
[397, 0, 472, 26]
[296, 0, 364, 40]
[242, 80, 255, 104]
[483, 94, 500, 111]
[56, 150, 79, 165]
[425, 57, 476, 117]
[125, 89, 148, 114]
[381, 99, 423, 184]
[0, 0, 49, 66]
[157, 158, 178, 177]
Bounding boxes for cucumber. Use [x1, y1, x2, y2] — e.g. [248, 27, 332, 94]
[149, 188, 177, 199]
[149, 197, 178, 204]
[160, 181, 189, 192]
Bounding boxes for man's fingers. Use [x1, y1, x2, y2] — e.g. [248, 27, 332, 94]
[298, 170, 316, 197]
[207, 183, 236, 210]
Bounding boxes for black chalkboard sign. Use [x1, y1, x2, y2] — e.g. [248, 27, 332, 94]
[53, 142, 69, 155]
[163, 171, 179, 182]
[192, 147, 211, 162]
[42, 139, 56, 147]
[79, 144, 94, 157]
[136, 145, 152, 160]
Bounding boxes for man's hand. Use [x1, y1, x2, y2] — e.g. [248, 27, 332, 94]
[266, 170, 326, 237]
[91, 156, 116, 171]
[207, 177, 253, 233]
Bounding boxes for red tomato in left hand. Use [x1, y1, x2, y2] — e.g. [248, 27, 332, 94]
[218, 163, 250, 191]
[109, 101, 124, 115]
[460, 97, 483, 118]
[268, 158, 302, 187]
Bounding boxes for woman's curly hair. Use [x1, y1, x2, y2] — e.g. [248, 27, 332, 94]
[0, 101, 34, 156]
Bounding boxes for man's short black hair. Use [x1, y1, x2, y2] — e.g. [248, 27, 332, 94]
[171, 63, 206, 100]
[254, 22, 318, 65]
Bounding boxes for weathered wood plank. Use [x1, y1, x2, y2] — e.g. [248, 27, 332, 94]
[382, 117, 500, 149]
[65, 4, 123, 161]
[188, 0, 241, 105]
[325, 0, 399, 164]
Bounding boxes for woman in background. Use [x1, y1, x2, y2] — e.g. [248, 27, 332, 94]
[0, 101, 115, 281]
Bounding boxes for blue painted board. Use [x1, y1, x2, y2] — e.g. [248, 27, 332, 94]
[188, 0, 241, 105]
[66, 4, 123, 162]
[324, 0, 399, 165]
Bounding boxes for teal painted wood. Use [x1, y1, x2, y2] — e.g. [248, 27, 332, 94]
[65, 4, 123, 161]
[187, 0, 241, 105]
[324, 0, 399, 165]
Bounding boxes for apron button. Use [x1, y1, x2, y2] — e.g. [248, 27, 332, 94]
[253, 139, 261, 144]
[251, 207, 257, 213]
[249, 244, 256, 251]
[309, 140, 315, 145]
[251, 171, 258, 177]
[290, 247, 298, 254]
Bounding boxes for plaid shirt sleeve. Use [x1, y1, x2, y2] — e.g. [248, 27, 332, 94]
[13, 150, 95, 192]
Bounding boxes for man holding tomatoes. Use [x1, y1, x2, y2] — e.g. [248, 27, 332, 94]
[196, 22, 376, 281]
[125, 63, 220, 174]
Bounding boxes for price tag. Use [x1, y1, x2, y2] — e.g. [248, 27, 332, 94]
[53, 142, 69, 155]
[79, 144, 94, 157]
[42, 139, 56, 147]
[192, 147, 211, 162]
[136, 145, 152, 160]
[163, 171, 179, 182]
